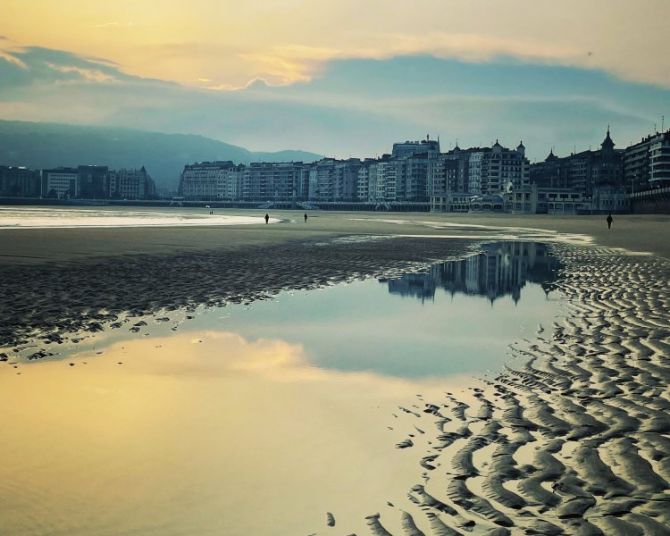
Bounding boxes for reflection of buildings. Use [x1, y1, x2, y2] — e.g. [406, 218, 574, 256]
[387, 242, 560, 304]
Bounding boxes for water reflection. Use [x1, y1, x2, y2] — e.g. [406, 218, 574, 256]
[183, 241, 564, 379]
[386, 242, 560, 304]
[0, 242, 567, 536]
[0, 332, 465, 536]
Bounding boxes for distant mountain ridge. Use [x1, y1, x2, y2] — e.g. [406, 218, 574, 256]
[0, 120, 323, 190]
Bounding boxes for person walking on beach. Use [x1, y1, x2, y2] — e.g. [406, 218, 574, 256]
[304, 213, 308, 223]
[264, 213, 269, 224]
[606, 212, 613, 230]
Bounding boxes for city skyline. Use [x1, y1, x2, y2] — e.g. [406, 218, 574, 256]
[1, 2, 669, 160]
[4, 126, 667, 215]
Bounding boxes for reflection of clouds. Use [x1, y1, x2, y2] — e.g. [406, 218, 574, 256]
[136, 331, 307, 378]
[0, 327, 476, 536]
[101, 330, 464, 396]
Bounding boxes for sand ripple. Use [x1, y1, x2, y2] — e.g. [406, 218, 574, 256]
[3, 238, 669, 534]
[371, 245, 670, 534]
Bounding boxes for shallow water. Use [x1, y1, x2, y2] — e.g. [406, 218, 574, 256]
[0, 242, 564, 535]
[0, 206, 276, 228]
[192, 242, 563, 379]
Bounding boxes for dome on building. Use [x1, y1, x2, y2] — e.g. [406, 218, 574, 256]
[517, 140, 525, 155]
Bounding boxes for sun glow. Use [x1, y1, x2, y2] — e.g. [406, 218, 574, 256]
[2, 0, 669, 89]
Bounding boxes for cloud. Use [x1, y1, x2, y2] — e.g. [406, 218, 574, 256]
[47, 63, 117, 83]
[0, 49, 27, 69]
[1, 0, 670, 89]
[0, 45, 667, 162]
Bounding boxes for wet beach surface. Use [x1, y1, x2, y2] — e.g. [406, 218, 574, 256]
[1, 212, 669, 535]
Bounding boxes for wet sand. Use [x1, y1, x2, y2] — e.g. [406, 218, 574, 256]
[367, 244, 670, 534]
[0, 210, 668, 264]
[0, 236, 476, 350]
[1, 210, 670, 534]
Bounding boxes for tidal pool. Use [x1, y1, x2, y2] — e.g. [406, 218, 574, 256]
[191, 241, 563, 378]
[0, 241, 564, 535]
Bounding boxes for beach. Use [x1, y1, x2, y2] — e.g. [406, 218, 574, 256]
[1, 208, 669, 535]
[1, 209, 669, 264]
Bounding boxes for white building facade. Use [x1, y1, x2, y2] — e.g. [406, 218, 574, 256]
[42, 168, 79, 198]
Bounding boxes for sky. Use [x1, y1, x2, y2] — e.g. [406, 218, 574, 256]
[1, 0, 669, 161]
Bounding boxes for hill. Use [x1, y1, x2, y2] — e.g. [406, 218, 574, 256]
[0, 120, 322, 190]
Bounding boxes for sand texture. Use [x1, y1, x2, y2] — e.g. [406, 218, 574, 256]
[0, 211, 668, 264]
[367, 244, 670, 534]
[0, 236, 476, 351]
[1, 211, 670, 534]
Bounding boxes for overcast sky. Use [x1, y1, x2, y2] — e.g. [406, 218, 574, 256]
[1, 0, 668, 160]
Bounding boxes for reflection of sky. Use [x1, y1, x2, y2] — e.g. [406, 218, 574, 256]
[190, 245, 563, 379]
[0, 243, 564, 535]
[1, 331, 462, 536]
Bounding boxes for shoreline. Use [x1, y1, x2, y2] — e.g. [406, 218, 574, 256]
[0, 209, 668, 265]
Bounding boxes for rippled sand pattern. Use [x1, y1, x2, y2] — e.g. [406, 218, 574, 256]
[2, 236, 669, 534]
[371, 246, 670, 535]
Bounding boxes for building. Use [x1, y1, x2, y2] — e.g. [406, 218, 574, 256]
[77, 165, 111, 199]
[110, 167, 155, 199]
[378, 157, 398, 202]
[242, 162, 302, 202]
[650, 132, 670, 187]
[296, 166, 311, 200]
[220, 165, 244, 200]
[179, 161, 238, 200]
[591, 185, 630, 213]
[528, 185, 590, 214]
[392, 136, 440, 159]
[429, 141, 529, 212]
[0, 166, 41, 197]
[356, 160, 373, 201]
[42, 167, 79, 198]
[625, 130, 670, 192]
[396, 152, 434, 201]
[309, 159, 336, 202]
[308, 159, 361, 202]
[427, 156, 461, 211]
[358, 158, 389, 203]
[531, 129, 624, 196]
[333, 159, 361, 201]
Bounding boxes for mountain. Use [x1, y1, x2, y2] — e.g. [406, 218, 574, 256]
[0, 120, 322, 190]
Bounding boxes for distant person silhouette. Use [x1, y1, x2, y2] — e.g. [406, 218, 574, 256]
[265, 213, 269, 224]
[304, 213, 308, 222]
[606, 213, 613, 230]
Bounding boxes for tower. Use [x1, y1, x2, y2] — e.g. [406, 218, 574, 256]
[601, 126, 615, 153]
[517, 140, 526, 156]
